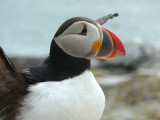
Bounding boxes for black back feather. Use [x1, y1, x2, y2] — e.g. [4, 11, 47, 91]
[0, 47, 27, 120]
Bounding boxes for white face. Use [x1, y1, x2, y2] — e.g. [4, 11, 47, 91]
[54, 21, 101, 59]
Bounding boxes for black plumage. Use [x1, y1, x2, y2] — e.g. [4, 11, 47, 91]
[22, 40, 90, 83]
[0, 47, 27, 120]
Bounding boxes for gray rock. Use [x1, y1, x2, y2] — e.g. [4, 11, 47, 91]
[94, 42, 158, 72]
[99, 72, 160, 120]
[10, 57, 46, 70]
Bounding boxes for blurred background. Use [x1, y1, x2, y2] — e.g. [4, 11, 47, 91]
[0, 0, 160, 120]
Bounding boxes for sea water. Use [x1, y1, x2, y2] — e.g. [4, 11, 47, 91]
[0, 0, 159, 57]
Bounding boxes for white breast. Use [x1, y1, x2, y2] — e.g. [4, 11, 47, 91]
[16, 70, 105, 120]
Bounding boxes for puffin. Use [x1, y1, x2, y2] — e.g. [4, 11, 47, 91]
[0, 13, 125, 120]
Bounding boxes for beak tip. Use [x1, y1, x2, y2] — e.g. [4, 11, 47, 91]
[105, 28, 126, 58]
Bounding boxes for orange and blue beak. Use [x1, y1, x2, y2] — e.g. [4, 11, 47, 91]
[93, 25, 126, 59]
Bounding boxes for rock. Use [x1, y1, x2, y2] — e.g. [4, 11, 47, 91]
[92, 42, 159, 73]
[10, 57, 45, 70]
[98, 72, 160, 120]
[138, 51, 160, 70]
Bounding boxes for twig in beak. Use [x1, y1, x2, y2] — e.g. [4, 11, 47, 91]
[96, 13, 119, 25]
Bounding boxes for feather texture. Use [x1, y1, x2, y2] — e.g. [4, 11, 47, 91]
[0, 47, 27, 120]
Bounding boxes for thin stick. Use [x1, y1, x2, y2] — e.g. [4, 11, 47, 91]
[95, 13, 119, 25]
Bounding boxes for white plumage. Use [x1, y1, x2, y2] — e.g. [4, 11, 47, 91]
[16, 70, 105, 120]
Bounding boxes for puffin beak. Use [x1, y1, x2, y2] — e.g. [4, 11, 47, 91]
[93, 25, 126, 59]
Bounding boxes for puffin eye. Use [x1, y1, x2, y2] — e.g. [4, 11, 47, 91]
[80, 24, 87, 35]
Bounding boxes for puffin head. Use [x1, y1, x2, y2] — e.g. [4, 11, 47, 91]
[51, 14, 125, 60]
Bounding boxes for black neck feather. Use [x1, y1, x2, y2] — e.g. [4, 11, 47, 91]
[30, 40, 90, 82]
[49, 40, 90, 77]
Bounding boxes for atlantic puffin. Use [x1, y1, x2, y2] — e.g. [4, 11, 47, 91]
[0, 13, 125, 120]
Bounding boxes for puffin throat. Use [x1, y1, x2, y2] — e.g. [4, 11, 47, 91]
[48, 40, 91, 80]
